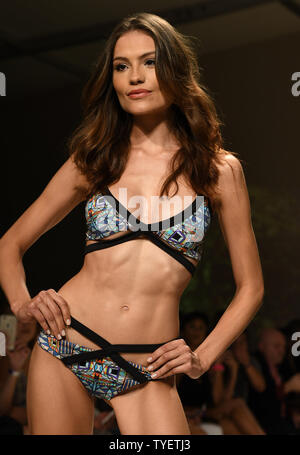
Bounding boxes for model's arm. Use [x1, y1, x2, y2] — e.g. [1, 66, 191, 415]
[194, 154, 264, 370]
[142, 153, 264, 381]
[0, 156, 90, 337]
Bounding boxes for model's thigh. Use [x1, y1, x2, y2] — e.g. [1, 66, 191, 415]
[27, 343, 95, 435]
[110, 376, 191, 435]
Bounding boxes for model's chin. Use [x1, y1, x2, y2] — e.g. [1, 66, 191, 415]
[120, 102, 171, 117]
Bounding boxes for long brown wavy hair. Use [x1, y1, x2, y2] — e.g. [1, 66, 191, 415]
[67, 12, 237, 213]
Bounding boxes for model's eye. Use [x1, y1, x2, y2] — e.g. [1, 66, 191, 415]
[113, 59, 156, 72]
[145, 59, 155, 66]
[114, 63, 127, 72]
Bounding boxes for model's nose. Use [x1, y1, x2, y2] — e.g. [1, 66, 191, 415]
[129, 65, 145, 84]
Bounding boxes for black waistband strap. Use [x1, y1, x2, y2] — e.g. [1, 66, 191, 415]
[63, 316, 181, 384]
[61, 342, 180, 365]
[69, 316, 148, 383]
[60, 342, 165, 366]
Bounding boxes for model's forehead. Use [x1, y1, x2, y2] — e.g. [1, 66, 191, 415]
[114, 31, 155, 56]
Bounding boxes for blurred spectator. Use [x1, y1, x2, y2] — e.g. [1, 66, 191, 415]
[231, 331, 266, 401]
[93, 398, 120, 435]
[177, 311, 217, 434]
[205, 349, 265, 434]
[284, 392, 300, 432]
[279, 319, 300, 378]
[177, 311, 265, 435]
[0, 317, 37, 435]
[248, 327, 300, 434]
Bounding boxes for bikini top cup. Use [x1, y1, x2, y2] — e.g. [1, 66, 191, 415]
[84, 186, 212, 276]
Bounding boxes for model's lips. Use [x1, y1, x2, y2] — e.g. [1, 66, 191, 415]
[128, 89, 152, 98]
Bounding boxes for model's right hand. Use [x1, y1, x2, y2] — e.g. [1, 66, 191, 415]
[16, 289, 71, 339]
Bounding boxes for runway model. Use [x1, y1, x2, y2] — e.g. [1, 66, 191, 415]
[0, 12, 264, 434]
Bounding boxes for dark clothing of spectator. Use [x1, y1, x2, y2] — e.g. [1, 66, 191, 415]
[177, 371, 213, 409]
[0, 415, 23, 435]
[278, 351, 299, 381]
[248, 350, 297, 434]
[231, 356, 262, 402]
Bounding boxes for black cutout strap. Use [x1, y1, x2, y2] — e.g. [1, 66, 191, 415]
[145, 231, 196, 275]
[84, 230, 140, 253]
[84, 230, 196, 276]
[61, 316, 181, 384]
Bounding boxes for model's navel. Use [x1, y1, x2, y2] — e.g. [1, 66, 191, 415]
[121, 305, 129, 311]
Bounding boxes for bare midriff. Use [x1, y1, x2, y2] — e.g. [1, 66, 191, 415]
[57, 150, 199, 367]
[57, 235, 196, 367]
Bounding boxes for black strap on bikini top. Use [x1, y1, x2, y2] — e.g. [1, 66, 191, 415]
[84, 230, 196, 276]
[61, 316, 181, 384]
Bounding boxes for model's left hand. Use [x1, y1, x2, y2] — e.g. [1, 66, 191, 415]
[146, 338, 208, 380]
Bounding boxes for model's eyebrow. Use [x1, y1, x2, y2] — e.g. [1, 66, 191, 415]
[113, 51, 156, 62]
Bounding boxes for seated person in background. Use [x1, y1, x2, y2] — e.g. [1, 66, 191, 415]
[177, 311, 266, 435]
[231, 331, 266, 402]
[279, 319, 300, 379]
[93, 398, 119, 435]
[205, 349, 266, 435]
[284, 392, 300, 433]
[0, 317, 35, 435]
[248, 327, 300, 434]
[176, 311, 222, 435]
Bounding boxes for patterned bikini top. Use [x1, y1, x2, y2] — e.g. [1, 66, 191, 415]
[84, 186, 212, 276]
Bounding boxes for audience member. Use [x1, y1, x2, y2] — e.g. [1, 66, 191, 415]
[177, 311, 265, 434]
[248, 327, 300, 434]
[177, 311, 217, 434]
[205, 348, 265, 434]
[279, 319, 300, 378]
[0, 318, 35, 434]
[93, 398, 120, 435]
[231, 331, 266, 402]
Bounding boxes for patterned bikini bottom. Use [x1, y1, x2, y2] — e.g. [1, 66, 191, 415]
[36, 316, 180, 401]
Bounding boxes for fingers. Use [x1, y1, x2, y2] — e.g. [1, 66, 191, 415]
[28, 301, 52, 335]
[36, 297, 62, 338]
[47, 289, 71, 326]
[147, 338, 186, 364]
[158, 363, 189, 379]
[27, 289, 71, 339]
[42, 291, 66, 338]
[147, 339, 191, 379]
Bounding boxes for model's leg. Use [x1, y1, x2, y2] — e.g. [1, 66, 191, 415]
[27, 343, 95, 435]
[109, 376, 191, 435]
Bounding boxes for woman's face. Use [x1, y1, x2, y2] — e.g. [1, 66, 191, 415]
[183, 318, 208, 347]
[112, 30, 172, 117]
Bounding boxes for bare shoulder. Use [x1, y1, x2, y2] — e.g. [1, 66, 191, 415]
[211, 149, 248, 216]
[216, 150, 244, 184]
[214, 149, 245, 195]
